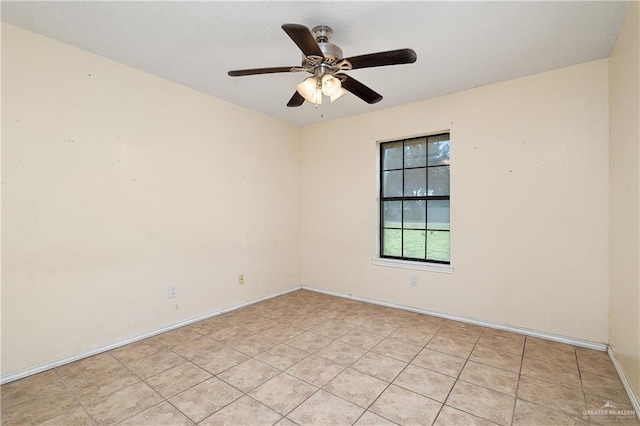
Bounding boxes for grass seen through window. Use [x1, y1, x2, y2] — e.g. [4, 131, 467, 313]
[380, 134, 451, 263]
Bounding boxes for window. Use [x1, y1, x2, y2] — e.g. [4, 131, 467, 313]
[380, 133, 450, 264]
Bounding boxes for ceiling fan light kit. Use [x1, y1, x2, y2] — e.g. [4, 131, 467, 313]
[228, 23, 417, 109]
[330, 88, 348, 103]
[321, 74, 341, 97]
[296, 76, 323, 105]
[295, 72, 341, 106]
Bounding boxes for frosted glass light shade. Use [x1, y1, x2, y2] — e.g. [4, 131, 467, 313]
[296, 77, 317, 101]
[308, 87, 322, 104]
[321, 74, 341, 96]
[330, 88, 347, 103]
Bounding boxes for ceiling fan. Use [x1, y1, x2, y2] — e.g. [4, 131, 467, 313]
[228, 24, 417, 107]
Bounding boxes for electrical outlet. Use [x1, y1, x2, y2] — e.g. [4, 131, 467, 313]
[168, 285, 177, 298]
[238, 274, 245, 285]
[411, 275, 419, 287]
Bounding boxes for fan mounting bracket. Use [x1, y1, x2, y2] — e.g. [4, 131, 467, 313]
[311, 25, 333, 43]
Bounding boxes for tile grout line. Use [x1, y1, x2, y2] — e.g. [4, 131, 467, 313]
[401, 328, 445, 426]
[67, 349, 165, 425]
[190, 301, 331, 424]
[513, 337, 593, 425]
[425, 327, 524, 425]
[572, 343, 592, 424]
[509, 334, 527, 426]
[113, 354, 157, 423]
[278, 307, 373, 423]
[53, 367, 98, 425]
[284, 315, 402, 425]
[348, 321, 410, 425]
[4, 291, 629, 426]
[353, 319, 447, 425]
[119, 327, 270, 425]
[252, 305, 348, 424]
[352, 348, 403, 422]
[116, 347, 190, 425]
[434, 327, 486, 426]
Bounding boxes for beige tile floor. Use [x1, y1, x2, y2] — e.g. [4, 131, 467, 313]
[2, 290, 639, 426]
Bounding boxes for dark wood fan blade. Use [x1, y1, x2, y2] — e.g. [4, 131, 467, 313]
[228, 66, 295, 77]
[338, 74, 383, 104]
[343, 48, 417, 70]
[282, 24, 323, 58]
[287, 91, 305, 107]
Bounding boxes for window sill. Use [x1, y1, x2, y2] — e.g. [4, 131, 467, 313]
[371, 257, 454, 274]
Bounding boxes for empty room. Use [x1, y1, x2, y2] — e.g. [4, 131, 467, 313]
[1, 1, 639, 425]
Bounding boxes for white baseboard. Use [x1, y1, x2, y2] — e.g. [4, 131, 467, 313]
[301, 285, 608, 352]
[3, 284, 613, 386]
[0, 286, 301, 385]
[608, 347, 640, 420]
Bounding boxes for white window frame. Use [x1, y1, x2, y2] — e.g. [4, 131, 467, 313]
[372, 131, 453, 274]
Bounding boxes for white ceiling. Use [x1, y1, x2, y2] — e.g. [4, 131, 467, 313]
[1, 1, 631, 126]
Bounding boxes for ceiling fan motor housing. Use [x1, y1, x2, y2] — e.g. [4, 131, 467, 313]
[310, 25, 343, 62]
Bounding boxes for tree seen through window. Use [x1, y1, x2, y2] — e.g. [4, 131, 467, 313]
[380, 134, 450, 263]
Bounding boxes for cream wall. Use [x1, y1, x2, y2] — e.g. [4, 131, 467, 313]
[300, 60, 610, 343]
[0, 20, 622, 381]
[1, 24, 301, 376]
[609, 0, 640, 399]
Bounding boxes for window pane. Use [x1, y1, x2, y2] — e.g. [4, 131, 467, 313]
[428, 134, 449, 143]
[404, 138, 427, 168]
[382, 201, 402, 228]
[404, 168, 426, 196]
[427, 166, 450, 196]
[403, 230, 426, 259]
[379, 133, 450, 265]
[382, 141, 403, 170]
[382, 229, 402, 256]
[428, 138, 450, 166]
[427, 230, 450, 262]
[427, 200, 450, 230]
[403, 200, 425, 229]
[383, 170, 403, 197]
